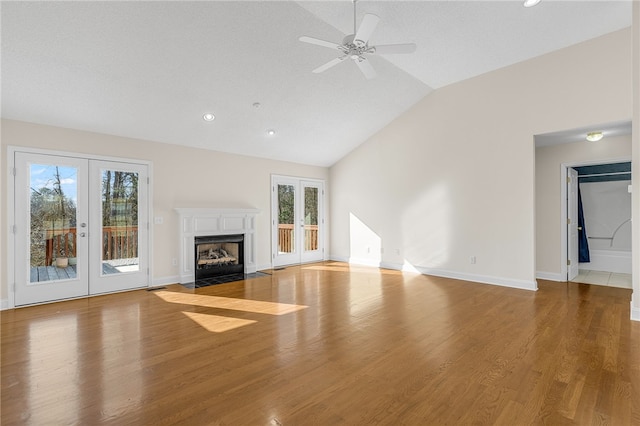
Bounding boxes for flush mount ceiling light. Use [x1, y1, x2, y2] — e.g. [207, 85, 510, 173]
[202, 113, 215, 121]
[266, 129, 276, 136]
[523, 0, 541, 7]
[586, 131, 604, 142]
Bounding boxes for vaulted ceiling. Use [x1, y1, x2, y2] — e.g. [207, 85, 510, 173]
[1, 1, 632, 167]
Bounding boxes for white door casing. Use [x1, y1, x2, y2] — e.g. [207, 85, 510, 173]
[13, 150, 150, 306]
[271, 175, 325, 268]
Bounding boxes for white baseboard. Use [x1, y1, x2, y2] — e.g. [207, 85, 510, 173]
[536, 271, 564, 281]
[0, 298, 10, 311]
[411, 265, 538, 291]
[632, 294, 640, 321]
[631, 303, 640, 322]
[331, 256, 537, 291]
[258, 263, 274, 271]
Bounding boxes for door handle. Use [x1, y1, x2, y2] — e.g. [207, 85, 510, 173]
[80, 232, 87, 237]
[578, 227, 583, 231]
[80, 223, 87, 228]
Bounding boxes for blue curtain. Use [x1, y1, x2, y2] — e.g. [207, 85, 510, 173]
[578, 187, 590, 263]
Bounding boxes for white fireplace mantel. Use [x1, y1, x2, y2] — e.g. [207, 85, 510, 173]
[175, 208, 260, 283]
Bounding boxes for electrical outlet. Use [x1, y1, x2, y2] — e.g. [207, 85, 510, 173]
[172, 258, 178, 266]
[470, 256, 476, 264]
[154, 216, 164, 225]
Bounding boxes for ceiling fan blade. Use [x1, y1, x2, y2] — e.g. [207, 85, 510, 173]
[373, 43, 417, 55]
[312, 57, 346, 74]
[354, 58, 376, 80]
[299, 36, 342, 51]
[354, 13, 380, 46]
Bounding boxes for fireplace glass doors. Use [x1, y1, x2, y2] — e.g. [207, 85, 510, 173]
[194, 234, 244, 280]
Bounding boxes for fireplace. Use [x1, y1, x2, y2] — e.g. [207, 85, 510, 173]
[194, 234, 244, 280]
[175, 208, 260, 284]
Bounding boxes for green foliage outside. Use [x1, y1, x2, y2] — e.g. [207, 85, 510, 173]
[278, 185, 318, 225]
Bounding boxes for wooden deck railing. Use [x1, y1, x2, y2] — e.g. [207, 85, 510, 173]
[45, 226, 138, 265]
[278, 224, 318, 253]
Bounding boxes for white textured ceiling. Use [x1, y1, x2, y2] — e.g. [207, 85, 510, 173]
[1, 1, 632, 167]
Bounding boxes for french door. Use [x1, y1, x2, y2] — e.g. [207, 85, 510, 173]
[271, 176, 324, 267]
[13, 152, 149, 306]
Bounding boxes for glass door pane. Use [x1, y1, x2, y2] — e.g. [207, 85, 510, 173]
[29, 164, 79, 281]
[304, 186, 318, 252]
[100, 170, 140, 275]
[278, 184, 296, 254]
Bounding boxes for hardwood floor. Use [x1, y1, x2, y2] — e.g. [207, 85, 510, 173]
[2, 262, 639, 425]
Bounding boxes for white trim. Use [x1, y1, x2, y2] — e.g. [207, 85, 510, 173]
[0, 299, 9, 311]
[331, 256, 538, 291]
[631, 302, 640, 322]
[258, 262, 274, 271]
[348, 257, 384, 268]
[409, 265, 538, 291]
[536, 271, 564, 281]
[7, 148, 16, 309]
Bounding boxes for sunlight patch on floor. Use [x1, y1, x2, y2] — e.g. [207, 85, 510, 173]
[154, 291, 307, 315]
[302, 263, 403, 275]
[182, 311, 257, 333]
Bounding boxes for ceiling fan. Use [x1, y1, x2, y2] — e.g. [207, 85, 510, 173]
[299, 0, 417, 79]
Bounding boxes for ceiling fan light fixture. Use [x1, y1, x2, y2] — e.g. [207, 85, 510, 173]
[586, 131, 604, 142]
[523, 0, 541, 7]
[202, 113, 215, 122]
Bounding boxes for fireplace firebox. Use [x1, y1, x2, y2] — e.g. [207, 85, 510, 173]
[194, 234, 244, 280]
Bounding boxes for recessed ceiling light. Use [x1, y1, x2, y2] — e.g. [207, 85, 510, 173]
[586, 131, 604, 142]
[266, 129, 276, 136]
[523, 0, 541, 7]
[202, 113, 215, 121]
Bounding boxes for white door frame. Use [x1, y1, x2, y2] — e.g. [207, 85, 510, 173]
[6, 146, 153, 308]
[271, 174, 326, 268]
[559, 157, 630, 281]
[567, 168, 579, 281]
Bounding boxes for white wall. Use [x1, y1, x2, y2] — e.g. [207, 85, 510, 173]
[1, 119, 329, 303]
[330, 28, 632, 291]
[535, 136, 631, 278]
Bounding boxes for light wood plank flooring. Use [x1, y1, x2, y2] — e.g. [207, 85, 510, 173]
[2, 262, 639, 425]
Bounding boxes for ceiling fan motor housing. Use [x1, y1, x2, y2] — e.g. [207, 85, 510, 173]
[341, 34, 370, 60]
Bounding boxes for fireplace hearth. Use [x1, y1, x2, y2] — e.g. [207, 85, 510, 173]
[194, 234, 244, 280]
